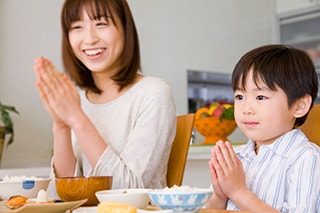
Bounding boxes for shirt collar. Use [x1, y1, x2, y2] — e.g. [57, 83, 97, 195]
[237, 129, 309, 158]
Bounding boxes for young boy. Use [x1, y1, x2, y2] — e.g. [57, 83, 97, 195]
[206, 44, 320, 212]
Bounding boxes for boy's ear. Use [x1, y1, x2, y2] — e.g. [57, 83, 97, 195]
[293, 95, 312, 118]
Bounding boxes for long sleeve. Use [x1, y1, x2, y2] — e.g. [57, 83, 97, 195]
[72, 76, 176, 189]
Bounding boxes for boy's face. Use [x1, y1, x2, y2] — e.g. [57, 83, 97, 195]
[234, 68, 297, 145]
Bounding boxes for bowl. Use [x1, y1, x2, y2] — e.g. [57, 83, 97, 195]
[0, 176, 51, 200]
[55, 176, 112, 206]
[194, 107, 237, 144]
[148, 186, 213, 212]
[95, 188, 151, 209]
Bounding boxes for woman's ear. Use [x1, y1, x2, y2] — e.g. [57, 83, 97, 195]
[293, 95, 312, 118]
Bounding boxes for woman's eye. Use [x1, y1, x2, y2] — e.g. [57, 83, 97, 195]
[95, 17, 109, 26]
[70, 22, 82, 30]
[71, 25, 81, 30]
[256, 95, 267, 100]
[96, 21, 108, 26]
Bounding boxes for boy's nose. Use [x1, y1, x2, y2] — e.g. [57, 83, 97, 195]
[243, 101, 254, 115]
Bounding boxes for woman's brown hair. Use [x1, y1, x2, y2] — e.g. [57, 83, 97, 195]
[61, 0, 141, 93]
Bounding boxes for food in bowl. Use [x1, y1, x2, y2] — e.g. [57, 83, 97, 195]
[97, 201, 137, 213]
[95, 188, 151, 209]
[55, 176, 112, 206]
[0, 175, 51, 200]
[148, 185, 213, 212]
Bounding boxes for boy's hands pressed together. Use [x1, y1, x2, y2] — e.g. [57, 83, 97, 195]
[208, 141, 279, 212]
[211, 141, 247, 200]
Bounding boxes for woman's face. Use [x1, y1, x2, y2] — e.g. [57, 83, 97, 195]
[68, 8, 124, 75]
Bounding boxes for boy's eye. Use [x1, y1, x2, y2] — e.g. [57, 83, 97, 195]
[256, 95, 267, 100]
[235, 94, 243, 100]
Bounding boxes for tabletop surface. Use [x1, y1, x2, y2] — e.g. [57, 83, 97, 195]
[199, 209, 252, 213]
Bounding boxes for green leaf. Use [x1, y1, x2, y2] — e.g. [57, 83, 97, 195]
[0, 101, 19, 146]
[219, 106, 235, 121]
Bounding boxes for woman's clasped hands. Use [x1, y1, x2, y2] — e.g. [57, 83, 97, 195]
[209, 141, 247, 202]
[34, 57, 81, 128]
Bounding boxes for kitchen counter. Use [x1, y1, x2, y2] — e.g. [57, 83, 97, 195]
[187, 144, 214, 160]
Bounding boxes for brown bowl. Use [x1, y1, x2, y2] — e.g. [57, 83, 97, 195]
[55, 176, 112, 206]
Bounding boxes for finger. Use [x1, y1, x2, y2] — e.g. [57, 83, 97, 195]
[42, 60, 60, 83]
[35, 79, 56, 103]
[35, 81, 56, 115]
[216, 141, 234, 169]
[34, 81, 49, 104]
[211, 149, 225, 178]
[208, 161, 220, 189]
[208, 161, 217, 180]
[214, 142, 229, 169]
[36, 59, 67, 98]
[35, 58, 59, 82]
[60, 73, 77, 94]
[225, 141, 239, 165]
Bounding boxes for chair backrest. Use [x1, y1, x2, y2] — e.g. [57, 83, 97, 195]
[299, 104, 320, 146]
[166, 113, 195, 187]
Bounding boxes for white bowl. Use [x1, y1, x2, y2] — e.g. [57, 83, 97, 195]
[0, 177, 51, 200]
[148, 187, 213, 212]
[95, 188, 151, 209]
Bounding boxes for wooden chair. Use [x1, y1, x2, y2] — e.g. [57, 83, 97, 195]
[166, 113, 195, 187]
[299, 104, 320, 146]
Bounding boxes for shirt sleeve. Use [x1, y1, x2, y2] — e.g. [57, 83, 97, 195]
[283, 145, 320, 212]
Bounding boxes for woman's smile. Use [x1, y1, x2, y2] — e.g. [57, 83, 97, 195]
[84, 48, 105, 57]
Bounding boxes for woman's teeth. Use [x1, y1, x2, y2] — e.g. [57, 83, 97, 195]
[85, 48, 103, 56]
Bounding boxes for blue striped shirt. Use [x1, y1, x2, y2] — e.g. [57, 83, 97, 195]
[227, 129, 320, 212]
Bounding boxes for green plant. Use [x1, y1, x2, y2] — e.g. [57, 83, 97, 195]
[0, 101, 19, 146]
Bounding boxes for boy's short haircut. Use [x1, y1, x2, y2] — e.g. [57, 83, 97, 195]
[232, 44, 318, 127]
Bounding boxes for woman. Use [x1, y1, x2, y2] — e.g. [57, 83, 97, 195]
[34, 0, 176, 198]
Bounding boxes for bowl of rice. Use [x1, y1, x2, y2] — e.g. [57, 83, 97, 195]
[148, 185, 213, 213]
[95, 188, 151, 209]
[0, 175, 51, 200]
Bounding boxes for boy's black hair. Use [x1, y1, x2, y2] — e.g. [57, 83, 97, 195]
[232, 44, 318, 127]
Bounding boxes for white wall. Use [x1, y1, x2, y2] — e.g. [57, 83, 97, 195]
[0, 0, 276, 168]
[0, 0, 65, 168]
